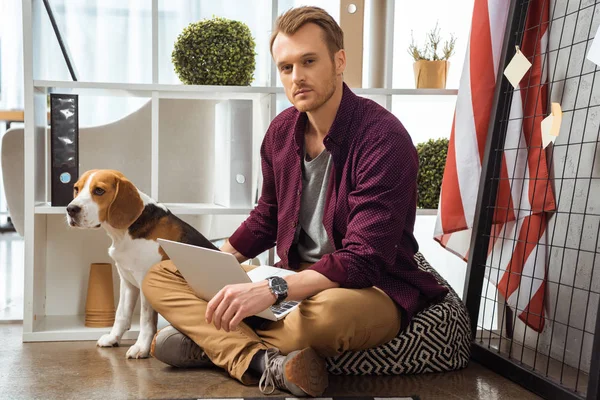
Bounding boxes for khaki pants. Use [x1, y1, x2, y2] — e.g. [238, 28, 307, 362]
[142, 260, 401, 385]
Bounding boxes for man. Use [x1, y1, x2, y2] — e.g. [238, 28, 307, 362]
[142, 5, 448, 397]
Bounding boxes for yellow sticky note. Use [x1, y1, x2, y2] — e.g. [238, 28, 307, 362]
[550, 103, 562, 136]
[541, 102, 562, 148]
[504, 46, 532, 88]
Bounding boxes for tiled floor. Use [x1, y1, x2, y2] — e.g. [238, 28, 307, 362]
[0, 322, 543, 400]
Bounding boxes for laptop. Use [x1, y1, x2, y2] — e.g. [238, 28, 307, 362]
[157, 238, 300, 321]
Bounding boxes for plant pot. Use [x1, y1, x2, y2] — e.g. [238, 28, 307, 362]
[413, 60, 449, 89]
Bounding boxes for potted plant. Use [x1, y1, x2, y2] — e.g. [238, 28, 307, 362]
[408, 22, 456, 89]
[172, 16, 256, 86]
[416, 137, 449, 210]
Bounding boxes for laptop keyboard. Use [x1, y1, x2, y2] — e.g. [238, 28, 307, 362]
[270, 300, 300, 316]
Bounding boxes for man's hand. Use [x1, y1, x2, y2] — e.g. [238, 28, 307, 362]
[205, 280, 276, 332]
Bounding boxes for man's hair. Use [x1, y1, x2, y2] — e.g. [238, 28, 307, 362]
[269, 6, 344, 59]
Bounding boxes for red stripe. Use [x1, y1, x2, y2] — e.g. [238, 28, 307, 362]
[440, 232, 451, 247]
[492, 157, 517, 225]
[440, 116, 468, 232]
[470, 0, 497, 163]
[487, 221, 505, 257]
[497, 213, 546, 301]
[519, 280, 546, 331]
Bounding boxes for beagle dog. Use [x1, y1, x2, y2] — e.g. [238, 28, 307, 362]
[66, 169, 218, 359]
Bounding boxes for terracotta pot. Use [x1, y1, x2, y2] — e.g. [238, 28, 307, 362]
[413, 60, 449, 89]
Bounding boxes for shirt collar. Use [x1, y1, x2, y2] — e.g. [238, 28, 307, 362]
[293, 82, 359, 155]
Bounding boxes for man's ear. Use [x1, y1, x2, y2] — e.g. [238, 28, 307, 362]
[335, 49, 346, 75]
[107, 177, 144, 230]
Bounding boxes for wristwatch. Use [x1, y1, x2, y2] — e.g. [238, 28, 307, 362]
[266, 276, 288, 305]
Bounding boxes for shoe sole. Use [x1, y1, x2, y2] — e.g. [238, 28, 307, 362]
[150, 326, 173, 358]
[284, 347, 328, 397]
[150, 328, 161, 358]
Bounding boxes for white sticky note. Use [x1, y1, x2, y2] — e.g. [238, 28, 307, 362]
[504, 46, 532, 88]
[541, 103, 562, 148]
[587, 25, 600, 66]
[541, 114, 555, 148]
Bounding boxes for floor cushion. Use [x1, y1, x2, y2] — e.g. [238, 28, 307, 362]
[326, 252, 472, 375]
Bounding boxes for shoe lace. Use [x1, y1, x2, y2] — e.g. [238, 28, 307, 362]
[188, 345, 204, 361]
[181, 334, 206, 362]
[258, 348, 286, 394]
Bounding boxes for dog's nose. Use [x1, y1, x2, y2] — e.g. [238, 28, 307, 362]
[67, 205, 81, 217]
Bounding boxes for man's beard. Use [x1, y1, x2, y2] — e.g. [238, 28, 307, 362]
[295, 70, 337, 112]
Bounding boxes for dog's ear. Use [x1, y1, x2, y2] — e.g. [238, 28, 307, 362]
[107, 176, 144, 230]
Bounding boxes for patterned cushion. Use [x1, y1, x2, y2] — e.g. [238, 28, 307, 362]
[326, 252, 472, 375]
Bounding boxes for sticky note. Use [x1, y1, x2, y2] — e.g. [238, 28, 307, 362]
[504, 46, 532, 88]
[550, 103, 562, 136]
[541, 115, 555, 148]
[586, 25, 600, 66]
[541, 102, 562, 148]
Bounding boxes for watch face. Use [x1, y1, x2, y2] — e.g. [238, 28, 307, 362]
[269, 277, 287, 295]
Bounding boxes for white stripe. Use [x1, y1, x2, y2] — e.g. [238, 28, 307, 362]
[445, 230, 472, 259]
[485, 218, 522, 285]
[434, 187, 444, 237]
[454, 40, 481, 228]
[504, 91, 532, 218]
[488, 0, 511, 77]
[541, 30, 549, 88]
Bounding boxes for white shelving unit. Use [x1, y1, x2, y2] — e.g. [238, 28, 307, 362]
[21, 0, 457, 342]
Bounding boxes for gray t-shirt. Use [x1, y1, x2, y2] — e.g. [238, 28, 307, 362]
[295, 148, 336, 262]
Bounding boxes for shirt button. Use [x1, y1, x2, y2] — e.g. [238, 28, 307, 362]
[297, 189, 301, 196]
[292, 221, 297, 228]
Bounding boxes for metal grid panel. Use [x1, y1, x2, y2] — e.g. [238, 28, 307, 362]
[464, 0, 600, 399]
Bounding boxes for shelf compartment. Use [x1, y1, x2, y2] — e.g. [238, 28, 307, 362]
[26, 314, 169, 342]
[34, 80, 458, 99]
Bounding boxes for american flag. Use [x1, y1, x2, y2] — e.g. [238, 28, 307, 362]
[434, 0, 556, 332]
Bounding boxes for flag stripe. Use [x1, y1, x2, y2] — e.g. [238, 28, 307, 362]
[454, 39, 481, 227]
[470, 0, 496, 163]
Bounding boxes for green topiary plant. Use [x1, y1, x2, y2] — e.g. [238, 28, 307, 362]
[172, 16, 256, 86]
[416, 137, 449, 209]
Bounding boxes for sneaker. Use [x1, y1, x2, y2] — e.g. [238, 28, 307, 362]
[258, 347, 328, 397]
[150, 325, 213, 368]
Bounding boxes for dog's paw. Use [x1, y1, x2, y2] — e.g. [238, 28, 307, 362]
[126, 342, 151, 359]
[97, 334, 120, 347]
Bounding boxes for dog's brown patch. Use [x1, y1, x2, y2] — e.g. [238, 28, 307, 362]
[149, 218, 184, 260]
[86, 170, 144, 229]
[130, 214, 185, 260]
[73, 169, 98, 199]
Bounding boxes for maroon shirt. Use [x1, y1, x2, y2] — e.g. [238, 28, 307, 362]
[229, 83, 449, 328]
